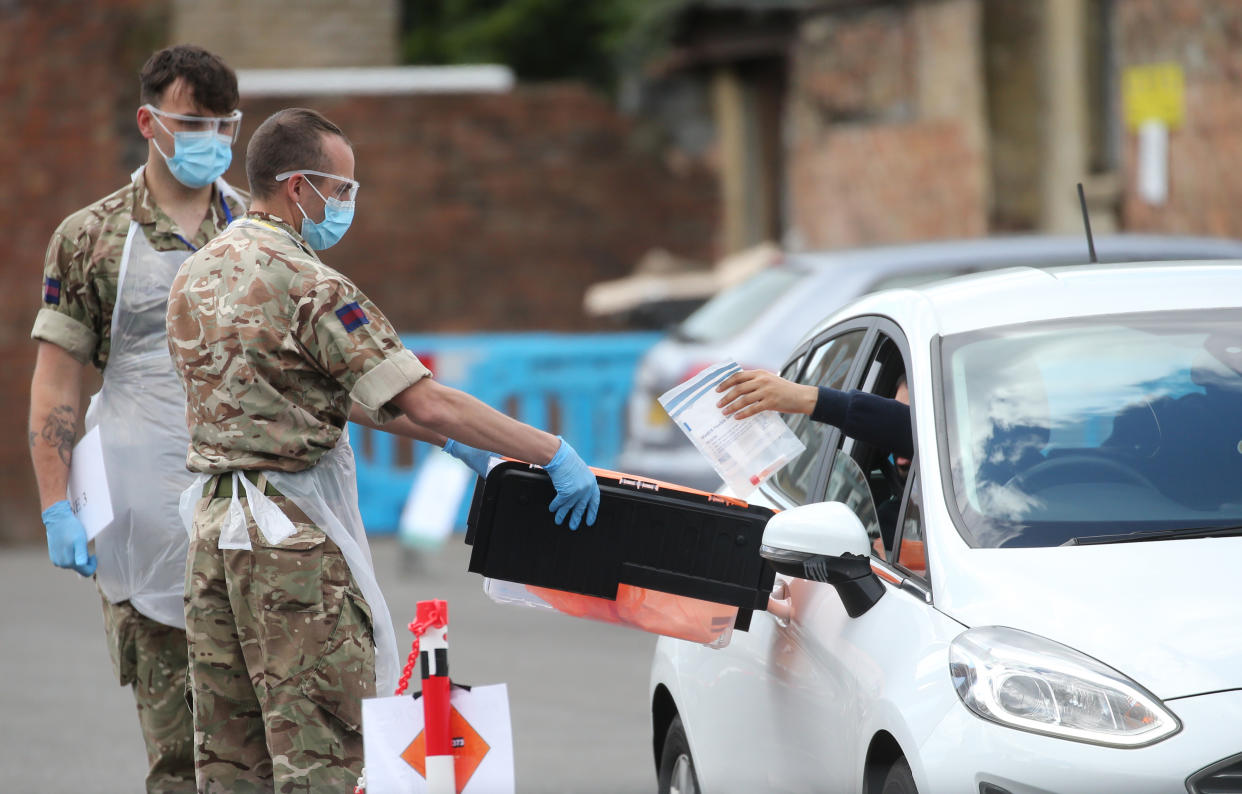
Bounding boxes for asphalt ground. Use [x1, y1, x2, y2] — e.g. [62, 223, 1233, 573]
[0, 535, 658, 793]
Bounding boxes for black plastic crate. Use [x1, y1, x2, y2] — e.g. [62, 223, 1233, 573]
[465, 462, 776, 632]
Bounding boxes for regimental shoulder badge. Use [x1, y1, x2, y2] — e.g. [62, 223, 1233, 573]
[335, 301, 369, 333]
[43, 277, 61, 305]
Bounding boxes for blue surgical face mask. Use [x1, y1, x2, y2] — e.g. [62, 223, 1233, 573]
[297, 178, 355, 250]
[151, 117, 232, 189]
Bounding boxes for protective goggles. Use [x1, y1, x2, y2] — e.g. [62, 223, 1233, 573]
[275, 170, 361, 202]
[143, 103, 243, 143]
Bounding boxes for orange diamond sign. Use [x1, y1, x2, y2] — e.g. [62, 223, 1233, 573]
[402, 707, 491, 792]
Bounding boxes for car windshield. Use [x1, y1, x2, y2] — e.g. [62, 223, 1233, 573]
[676, 266, 804, 343]
[941, 308, 1242, 547]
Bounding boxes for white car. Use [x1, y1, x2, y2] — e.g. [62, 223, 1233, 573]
[620, 235, 1242, 491]
[648, 262, 1242, 793]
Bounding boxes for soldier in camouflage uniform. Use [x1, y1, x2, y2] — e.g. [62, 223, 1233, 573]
[27, 46, 246, 793]
[166, 107, 600, 792]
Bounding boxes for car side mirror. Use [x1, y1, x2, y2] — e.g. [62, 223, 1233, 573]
[760, 503, 886, 618]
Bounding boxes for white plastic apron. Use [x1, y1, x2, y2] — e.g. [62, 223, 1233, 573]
[176, 217, 399, 695]
[87, 166, 243, 629]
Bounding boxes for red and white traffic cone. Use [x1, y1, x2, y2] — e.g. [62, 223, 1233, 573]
[416, 599, 454, 794]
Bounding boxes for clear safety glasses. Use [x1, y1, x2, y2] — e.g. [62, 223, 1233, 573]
[275, 170, 361, 203]
[143, 103, 243, 143]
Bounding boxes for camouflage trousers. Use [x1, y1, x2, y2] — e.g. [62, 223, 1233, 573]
[100, 595, 196, 793]
[185, 483, 376, 793]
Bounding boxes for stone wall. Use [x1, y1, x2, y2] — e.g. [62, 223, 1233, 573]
[171, 0, 401, 68]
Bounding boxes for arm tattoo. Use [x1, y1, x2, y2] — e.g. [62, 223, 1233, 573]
[39, 403, 77, 467]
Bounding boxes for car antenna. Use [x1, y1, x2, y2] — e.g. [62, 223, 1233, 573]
[1077, 182, 1098, 264]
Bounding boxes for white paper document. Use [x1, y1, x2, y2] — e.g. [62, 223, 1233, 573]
[66, 426, 114, 540]
[363, 683, 514, 794]
[659, 361, 806, 497]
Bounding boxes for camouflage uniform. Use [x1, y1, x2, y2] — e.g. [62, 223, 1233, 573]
[166, 211, 430, 792]
[32, 174, 247, 793]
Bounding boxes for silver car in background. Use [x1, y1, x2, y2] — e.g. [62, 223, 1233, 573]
[617, 234, 1242, 490]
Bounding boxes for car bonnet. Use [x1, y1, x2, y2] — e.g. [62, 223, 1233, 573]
[932, 537, 1242, 701]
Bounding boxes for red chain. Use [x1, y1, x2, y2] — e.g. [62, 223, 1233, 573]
[394, 634, 421, 696]
[394, 600, 449, 695]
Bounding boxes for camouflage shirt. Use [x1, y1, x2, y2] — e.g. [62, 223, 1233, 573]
[31, 169, 248, 370]
[166, 211, 430, 474]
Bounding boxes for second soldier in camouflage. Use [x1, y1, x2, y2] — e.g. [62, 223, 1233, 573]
[28, 46, 247, 794]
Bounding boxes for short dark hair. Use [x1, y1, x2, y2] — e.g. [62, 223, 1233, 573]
[245, 108, 351, 200]
[139, 45, 238, 114]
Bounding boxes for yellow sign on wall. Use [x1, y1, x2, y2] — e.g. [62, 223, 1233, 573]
[1123, 62, 1185, 130]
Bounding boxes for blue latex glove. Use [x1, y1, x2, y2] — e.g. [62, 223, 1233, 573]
[443, 438, 493, 478]
[42, 500, 96, 577]
[544, 437, 600, 530]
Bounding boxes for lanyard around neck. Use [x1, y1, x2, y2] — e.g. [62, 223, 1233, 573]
[173, 193, 235, 252]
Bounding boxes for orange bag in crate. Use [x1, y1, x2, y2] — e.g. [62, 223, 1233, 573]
[526, 586, 621, 623]
[614, 585, 736, 645]
[523, 583, 737, 646]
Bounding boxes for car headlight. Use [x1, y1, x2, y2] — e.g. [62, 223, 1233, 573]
[949, 626, 1180, 747]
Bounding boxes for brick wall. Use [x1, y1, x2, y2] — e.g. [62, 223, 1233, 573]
[790, 120, 986, 246]
[1117, 0, 1242, 237]
[785, 1, 987, 250]
[0, 3, 719, 543]
[234, 86, 719, 332]
[1, 0, 170, 544]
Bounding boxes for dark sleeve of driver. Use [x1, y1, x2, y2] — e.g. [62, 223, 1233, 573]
[812, 387, 914, 458]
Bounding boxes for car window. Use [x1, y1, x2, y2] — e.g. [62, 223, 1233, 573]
[941, 308, 1242, 547]
[780, 352, 805, 381]
[676, 266, 804, 343]
[818, 333, 915, 563]
[771, 329, 866, 503]
[824, 453, 880, 540]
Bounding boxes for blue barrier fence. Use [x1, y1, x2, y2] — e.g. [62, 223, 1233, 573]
[350, 332, 662, 534]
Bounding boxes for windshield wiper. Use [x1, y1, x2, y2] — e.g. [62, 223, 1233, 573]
[1064, 525, 1242, 546]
